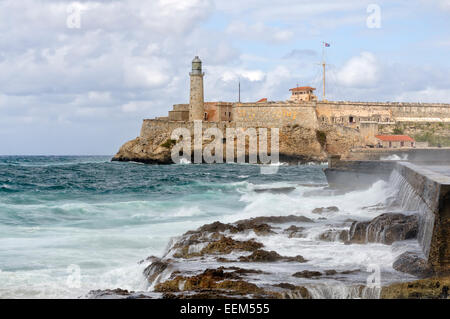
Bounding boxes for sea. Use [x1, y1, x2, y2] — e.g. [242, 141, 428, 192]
[0, 156, 420, 298]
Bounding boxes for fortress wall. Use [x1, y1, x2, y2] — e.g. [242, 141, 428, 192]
[140, 119, 233, 139]
[232, 103, 319, 129]
[316, 101, 450, 124]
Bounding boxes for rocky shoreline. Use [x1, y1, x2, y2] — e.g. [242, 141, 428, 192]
[87, 203, 448, 299]
[112, 122, 367, 165]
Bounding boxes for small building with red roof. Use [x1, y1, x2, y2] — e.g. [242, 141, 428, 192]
[375, 135, 415, 148]
[289, 86, 317, 102]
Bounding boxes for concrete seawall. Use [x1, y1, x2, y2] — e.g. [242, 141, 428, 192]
[394, 163, 450, 273]
[324, 157, 450, 274]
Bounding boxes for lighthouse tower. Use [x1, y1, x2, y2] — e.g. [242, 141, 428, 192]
[189, 56, 205, 121]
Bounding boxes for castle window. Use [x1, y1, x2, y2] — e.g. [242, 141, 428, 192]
[349, 116, 354, 123]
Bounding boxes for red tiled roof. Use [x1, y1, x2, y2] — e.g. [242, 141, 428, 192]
[257, 98, 267, 103]
[375, 135, 415, 142]
[289, 86, 316, 92]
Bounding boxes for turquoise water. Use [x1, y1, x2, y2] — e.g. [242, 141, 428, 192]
[0, 156, 328, 298]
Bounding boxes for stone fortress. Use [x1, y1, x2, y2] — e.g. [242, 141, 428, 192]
[113, 56, 450, 164]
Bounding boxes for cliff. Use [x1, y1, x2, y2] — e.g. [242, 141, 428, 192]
[112, 119, 366, 164]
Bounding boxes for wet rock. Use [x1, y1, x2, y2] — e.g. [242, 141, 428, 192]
[273, 283, 297, 290]
[339, 230, 350, 241]
[144, 259, 170, 283]
[235, 215, 314, 224]
[381, 276, 450, 299]
[216, 257, 234, 263]
[318, 229, 349, 242]
[339, 269, 360, 275]
[195, 221, 235, 234]
[348, 221, 369, 244]
[324, 270, 337, 275]
[217, 266, 266, 275]
[349, 213, 418, 245]
[272, 284, 311, 299]
[201, 236, 263, 255]
[239, 250, 284, 262]
[393, 252, 434, 278]
[292, 270, 323, 278]
[312, 206, 340, 214]
[154, 268, 268, 297]
[238, 249, 307, 263]
[284, 225, 305, 238]
[173, 235, 263, 258]
[254, 187, 296, 194]
[187, 219, 275, 237]
[87, 288, 153, 299]
[233, 222, 275, 236]
[155, 268, 240, 293]
[289, 255, 308, 263]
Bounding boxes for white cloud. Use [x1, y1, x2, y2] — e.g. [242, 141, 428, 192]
[226, 21, 294, 43]
[337, 52, 379, 88]
[0, 0, 449, 154]
[395, 88, 450, 103]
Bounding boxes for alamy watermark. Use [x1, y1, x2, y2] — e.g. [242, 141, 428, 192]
[66, 264, 81, 288]
[170, 121, 280, 174]
[366, 264, 381, 288]
[66, 2, 86, 29]
[367, 4, 382, 29]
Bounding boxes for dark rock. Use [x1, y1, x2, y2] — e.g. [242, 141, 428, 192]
[289, 255, 308, 263]
[273, 283, 297, 290]
[239, 250, 283, 262]
[318, 229, 349, 242]
[348, 221, 370, 244]
[217, 266, 266, 275]
[87, 288, 152, 299]
[200, 236, 264, 255]
[312, 206, 340, 214]
[173, 235, 264, 258]
[154, 268, 266, 296]
[272, 283, 311, 298]
[233, 222, 275, 236]
[292, 270, 323, 278]
[339, 269, 360, 275]
[144, 259, 170, 283]
[235, 215, 314, 224]
[238, 249, 307, 263]
[254, 187, 296, 194]
[197, 221, 234, 233]
[349, 213, 419, 245]
[393, 252, 434, 278]
[381, 276, 450, 299]
[284, 225, 305, 238]
[324, 270, 337, 275]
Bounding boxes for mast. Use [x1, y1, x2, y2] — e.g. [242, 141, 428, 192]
[238, 79, 241, 103]
[322, 61, 326, 100]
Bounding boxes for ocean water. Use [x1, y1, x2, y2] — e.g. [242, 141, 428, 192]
[0, 156, 418, 298]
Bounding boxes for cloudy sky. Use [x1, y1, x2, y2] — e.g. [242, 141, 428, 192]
[1, 0, 450, 155]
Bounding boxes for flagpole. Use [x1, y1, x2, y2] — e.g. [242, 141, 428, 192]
[322, 42, 326, 101]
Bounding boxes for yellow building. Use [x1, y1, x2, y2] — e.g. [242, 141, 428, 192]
[289, 86, 318, 102]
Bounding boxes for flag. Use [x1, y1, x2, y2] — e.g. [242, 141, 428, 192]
[324, 42, 330, 47]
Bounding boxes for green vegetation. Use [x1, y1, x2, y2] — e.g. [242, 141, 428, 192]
[413, 132, 450, 147]
[161, 139, 177, 149]
[393, 127, 404, 135]
[316, 130, 327, 148]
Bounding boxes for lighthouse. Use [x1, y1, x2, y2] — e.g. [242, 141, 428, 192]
[189, 56, 205, 121]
